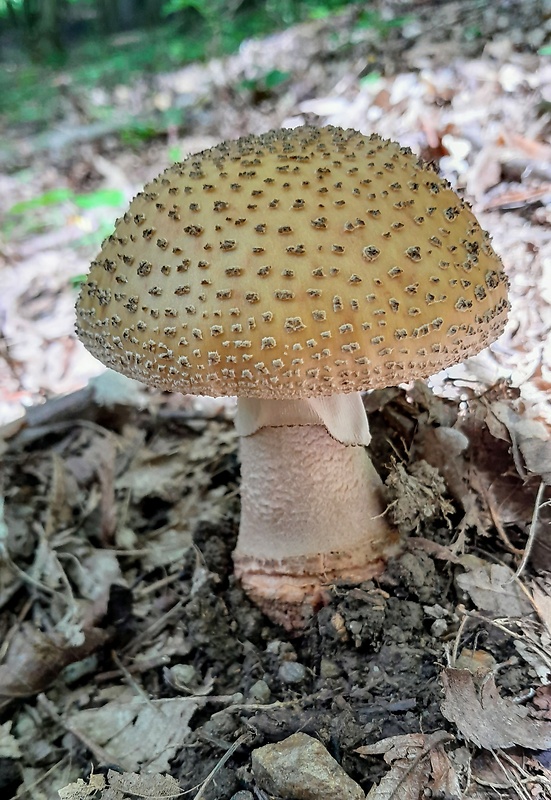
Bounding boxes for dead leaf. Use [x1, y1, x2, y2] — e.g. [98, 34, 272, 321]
[454, 648, 497, 677]
[514, 637, 551, 685]
[117, 446, 188, 503]
[489, 401, 551, 483]
[58, 773, 106, 800]
[456, 557, 533, 617]
[532, 585, 551, 639]
[467, 144, 502, 199]
[108, 770, 182, 798]
[0, 720, 22, 759]
[0, 623, 109, 712]
[357, 731, 459, 800]
[68, 697, 200, 772]
[483, 184, 551, 211]
[533, 686, 551, 718]
[441, 668, 551, 749]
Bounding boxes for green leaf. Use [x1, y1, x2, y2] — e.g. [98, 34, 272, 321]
[168, 146, 182, 162]
[8, 188, 73, 214]
[73, 189, 126, 210]
[263, 69, 291, 89]
[360, 70, 382, 86]
[69, 274, 87, 289]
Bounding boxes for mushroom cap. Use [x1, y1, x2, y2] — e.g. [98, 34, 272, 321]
[76, 125, 509, 399]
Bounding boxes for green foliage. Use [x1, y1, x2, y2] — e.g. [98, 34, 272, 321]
[239, 68, 291, 94]
[119, 121, 160, 148]
[359, 70, 382, 87]
[354, 8, 412, 37]
[3, 185, 123, 252]
[73, 188, 126, 209]
[162, 0, 206, 14]
[261, 68, 292, 90]
[0, 0, 412, 134]
[8, 187, 73, 213]
[69, 273, 87, 288]
[7, 187, 125, 215]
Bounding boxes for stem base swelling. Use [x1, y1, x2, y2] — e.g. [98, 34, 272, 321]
[234, 424, 400, 630]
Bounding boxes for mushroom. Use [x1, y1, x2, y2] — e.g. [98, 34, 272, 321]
[76, 125, 509, 629]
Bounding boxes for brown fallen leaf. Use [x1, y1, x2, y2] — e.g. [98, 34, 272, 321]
[440, 668, 551, 750]
[489, 400, 551, 483]
[454, 647, 497, 677]
[456, 557, 533, 617]
[531, 584, 551, 639]
[469, 749, 545, 796]
[58, 773, 106, 800]
[482, 184, 551, 211]
[107, 770, 181, 798]
[407, 536, 461, 564]
[533, 685, 551, 718]
[0, 622, 109, 712]
[356, 731, 459, 800]
[67, 697, 201, 772]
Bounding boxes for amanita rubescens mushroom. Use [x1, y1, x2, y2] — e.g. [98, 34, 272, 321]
[76, 125, 509, 629]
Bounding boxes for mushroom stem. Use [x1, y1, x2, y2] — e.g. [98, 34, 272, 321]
[233, 394, 400, 629]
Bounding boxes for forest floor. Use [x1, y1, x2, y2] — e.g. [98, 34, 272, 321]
[1, 1, 551, 798]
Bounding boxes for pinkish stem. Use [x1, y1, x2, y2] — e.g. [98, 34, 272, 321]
[233, 395, 399, 629]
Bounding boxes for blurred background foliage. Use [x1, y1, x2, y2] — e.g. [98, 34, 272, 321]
[0, 0, 398, 129]
[0, 0, 366, 70]
[0, 0, 414, 258]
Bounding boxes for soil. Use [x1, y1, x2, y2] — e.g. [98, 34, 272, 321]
[1, 381, 549, 799]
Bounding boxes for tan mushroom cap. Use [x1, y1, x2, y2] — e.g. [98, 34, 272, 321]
[76, 125, 509, 398]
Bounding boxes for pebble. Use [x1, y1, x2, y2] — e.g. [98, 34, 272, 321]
[247, 679, 271, 703]
[320, 657, 341, 679]
[252, 732, 365, 800]
[278, 661, 307, 684]
[430, 618, 448, 637]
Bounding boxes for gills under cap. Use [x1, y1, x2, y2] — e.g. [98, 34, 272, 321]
[76, 125, 509, 398]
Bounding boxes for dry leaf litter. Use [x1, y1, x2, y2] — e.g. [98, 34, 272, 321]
[1, 1, 551, 798]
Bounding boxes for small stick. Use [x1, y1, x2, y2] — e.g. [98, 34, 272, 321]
[193, 732, 252, 800]
[511, 480, 547, 581]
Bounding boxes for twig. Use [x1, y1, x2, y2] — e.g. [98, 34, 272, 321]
[491, 750, 532, 800]
[511, 480, 547, 581]
[121, 599, 185, 656]
[134, 571, 183, 598]
[111, 650, 154, 705]
[193, 731, 252, 800]
[480, 480, 524, 556]
[0, 594, 33, 663]
[95, 653, 172, 683]
[449, 612, 468, 667]
[13, 755, 70, 798]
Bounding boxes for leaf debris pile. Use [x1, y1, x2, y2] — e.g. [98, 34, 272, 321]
[0, 376, 550, 798]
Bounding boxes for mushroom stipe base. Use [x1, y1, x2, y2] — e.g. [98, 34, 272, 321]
[234, 552, 391, 631]
[235, 424, 400, 629]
